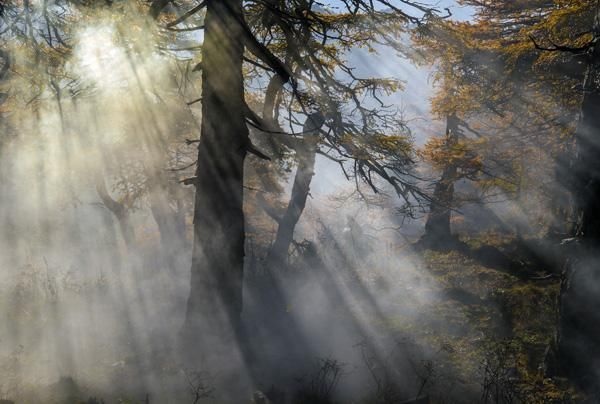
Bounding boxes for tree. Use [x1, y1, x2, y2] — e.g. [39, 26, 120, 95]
[0, 0, 197, 262]
[247, 1, 441, 266]
[180, 0, 284, 343]
[264, 112, 325, 267]
[421, 114, 460, 248]
[177, 0, 441, 346]
[546, 3, 600, 393]
[412, 0, 584, 242]
[95, 174, 136, 249]
[465, 0, 600, 390]
[418, 0, 600, 393]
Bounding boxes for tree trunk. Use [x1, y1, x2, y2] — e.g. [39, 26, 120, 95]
[266, 112, 325, 267]
[0, 50, 14, 252]
[554, 8, 600, 393]
[421, 113, 460, 248]
[262, 74, 284, 129]
[147, 173, 188, 268]
[95, 176, 135, 250]
[183, 0, 249, 340]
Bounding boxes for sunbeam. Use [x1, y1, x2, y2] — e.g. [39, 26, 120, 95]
[0, 0, 596, 402]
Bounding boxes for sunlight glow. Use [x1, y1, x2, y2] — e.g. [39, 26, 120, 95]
[73, 24, 129, 89]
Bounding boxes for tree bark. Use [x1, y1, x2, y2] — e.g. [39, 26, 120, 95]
[265, 112, 325, 267]
[420, 113, 460, 248]
[183, 0, 249, 339]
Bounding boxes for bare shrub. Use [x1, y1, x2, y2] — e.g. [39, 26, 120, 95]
[480, 341, 519, 404]
[182, 369, 214, 404]
[293, 358, 345, 404]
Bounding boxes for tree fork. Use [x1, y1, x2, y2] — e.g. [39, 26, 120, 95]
[266, 112, 325, 268]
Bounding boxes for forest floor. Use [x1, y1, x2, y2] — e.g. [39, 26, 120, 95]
[0, 232, 584, 403]
[370, 232, 581, 403]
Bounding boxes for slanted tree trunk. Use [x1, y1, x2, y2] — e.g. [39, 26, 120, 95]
[420, 113, 460, 248]
[147, 173, 188, 268]
[265, 112, 325, 267]
[263, 74, 284, 129]
[183, 0, 249, 339]
[95, 176, 135, 250]
[554, 7, 600, 393]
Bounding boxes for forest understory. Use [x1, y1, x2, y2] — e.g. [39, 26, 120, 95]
[0, 229, 581, 403]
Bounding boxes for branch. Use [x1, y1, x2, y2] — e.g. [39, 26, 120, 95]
[180, 176, 197, 185]
[247, 142, 271, 160]
[166, 0, 206, 28]
[186, 97, 201, 106]
[243, 56, 273, 72]
[530, 35, 593, 55]
[239, 16, 290, 83]
[165, 24, 204, 32]
[167, 160, 197, 171]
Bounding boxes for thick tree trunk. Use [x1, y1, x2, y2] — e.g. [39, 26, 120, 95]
[420, 113, 460, 248]
[183, 0, 249, 339]
[555, 9, 600, 393]
[266, 112, 324, 267]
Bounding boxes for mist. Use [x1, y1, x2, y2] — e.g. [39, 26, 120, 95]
[0, 0, 596, 403]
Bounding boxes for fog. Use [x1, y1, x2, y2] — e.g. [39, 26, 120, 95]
[0, 0, 587, 403]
